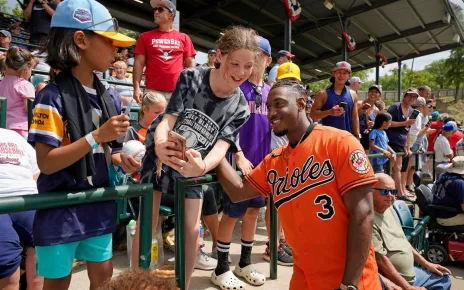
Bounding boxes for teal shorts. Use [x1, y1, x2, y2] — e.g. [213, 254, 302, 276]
[36, 233, 112, 279]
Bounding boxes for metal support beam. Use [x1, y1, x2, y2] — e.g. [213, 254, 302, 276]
[284, 19, 291, 52]
[301, 20, 448, 65]
[375, 42, 380, 85]
[398, 60, 402, 101]
[292, 0, 400, 37]
[185, 0, 238, 22]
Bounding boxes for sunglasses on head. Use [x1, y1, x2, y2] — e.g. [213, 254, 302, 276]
[83, 18, 119, 36]
[255, 85, 263, 108]
[153, 6, 170, 13]
[373, 188, 398, 196]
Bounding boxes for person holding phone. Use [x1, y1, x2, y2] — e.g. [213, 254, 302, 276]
[358, 85, 382, 151]
[385, 89, 418, 201]
[310, 61, 360, 138]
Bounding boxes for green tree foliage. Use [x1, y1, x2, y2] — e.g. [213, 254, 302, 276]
[12, 4, 24, 18]
[0, 0, 8, 12]
[119, 27, 140, 42]
[425, 59, 448, 89]
[445, 46, 464, 102]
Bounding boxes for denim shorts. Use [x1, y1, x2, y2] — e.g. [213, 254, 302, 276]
[372, 163, 386, 173]
[0, 211, 35, 279]
[36, 233, 112, 279]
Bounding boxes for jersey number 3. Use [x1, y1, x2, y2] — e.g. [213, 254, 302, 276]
[314, 194, 335, 220]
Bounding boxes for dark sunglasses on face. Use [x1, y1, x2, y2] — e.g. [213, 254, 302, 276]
[373, 188, 398, 196]
[153, 6, 169, 13]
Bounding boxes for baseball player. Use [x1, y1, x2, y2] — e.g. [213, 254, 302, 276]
[213, 80, 382, 290]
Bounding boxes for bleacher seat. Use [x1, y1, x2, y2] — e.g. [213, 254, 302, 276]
[393, 200, 430, 253]
[30, 75, 49, 89]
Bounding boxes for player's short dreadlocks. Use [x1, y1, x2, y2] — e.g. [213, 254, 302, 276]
[270, 80, 306, 99]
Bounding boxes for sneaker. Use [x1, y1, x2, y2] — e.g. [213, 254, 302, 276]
[263, 243, 294, 266]
[210, 247, 232, 264]
[195, 248, 217, 270]
[406, 184, 415, 193]
[280, 239, 292, 256]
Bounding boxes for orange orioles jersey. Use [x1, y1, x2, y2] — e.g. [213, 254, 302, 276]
[245, 125, 381, 290]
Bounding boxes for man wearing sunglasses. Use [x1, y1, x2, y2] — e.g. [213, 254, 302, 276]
[133, 0, 196, 104]
[373, 173, 452, 290]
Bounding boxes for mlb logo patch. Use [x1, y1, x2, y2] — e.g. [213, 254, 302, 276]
[73, 8, 92, 24]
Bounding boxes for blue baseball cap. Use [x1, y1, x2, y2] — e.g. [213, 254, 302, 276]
[443, 122, 458, 131]
[258, 36, 271, 56]
[431, 111, 439, 118]
[51, 0, 136, 47]
[277, 50, 295, 58]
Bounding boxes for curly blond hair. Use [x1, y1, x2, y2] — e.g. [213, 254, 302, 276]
[98, 268, 177, 290]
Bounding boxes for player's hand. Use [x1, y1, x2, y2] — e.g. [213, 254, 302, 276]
[330, 105, 344, 116]
[404, 118, 416, 126]
[133, 87, 143, 104]
[168, 149, 205, 177]
[120, 154, 141, 174]
[93, 115, 130, 143]
[424, 261, 452, 276]
[235, 151, 254, 175]
[155, 140, 183, 163]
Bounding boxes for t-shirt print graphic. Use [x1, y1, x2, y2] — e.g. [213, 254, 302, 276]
[151, 38, 181, 61]
[174, 108, 220, 151]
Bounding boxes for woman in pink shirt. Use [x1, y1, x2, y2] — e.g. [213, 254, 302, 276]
[0, 47, 35, 138]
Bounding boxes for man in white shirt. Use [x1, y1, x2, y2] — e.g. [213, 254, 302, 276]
[434, 122, 456, 178]
[0, 129, 42, 290]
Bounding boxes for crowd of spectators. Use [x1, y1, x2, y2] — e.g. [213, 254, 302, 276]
[0, 1, 461, 290]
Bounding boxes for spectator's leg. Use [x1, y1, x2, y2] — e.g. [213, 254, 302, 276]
[401, 156, 410, 193]
[202, 185, 219, 250]
[76, 234, 113, 290]
[203, 213, 219, 250]
[25, 248, 43, 290]
[184, 199, 203, 290]
[9, 211, 43, 290]
[391, 155, 404, 195]
[239, 207, 260, 267]
[413, 266, 451, 290]
[406, 156, 415, 189]
[131, 190, 161, 269]
[0, 214, 22, 290]
[0, 268, 20, 290]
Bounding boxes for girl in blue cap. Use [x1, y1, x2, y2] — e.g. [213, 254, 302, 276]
[27, 1, 139, 289]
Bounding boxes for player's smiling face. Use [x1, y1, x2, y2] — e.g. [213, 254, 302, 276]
[266, 86, 306, 136]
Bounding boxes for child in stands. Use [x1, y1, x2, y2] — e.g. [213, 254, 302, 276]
[126, 91, 167, 268]
[27, 1, 140, 289]
[0, 46, 35, 138]
[369, 112, 397, 173]
[140, 26, 258, 289]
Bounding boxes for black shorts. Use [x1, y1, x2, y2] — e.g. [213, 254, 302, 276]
[202, 185, 218, 216]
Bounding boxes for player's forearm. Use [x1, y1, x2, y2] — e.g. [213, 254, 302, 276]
[216, 158, 260, 203]
[342, 200, 374, 286]
[376, 254, 412, 289]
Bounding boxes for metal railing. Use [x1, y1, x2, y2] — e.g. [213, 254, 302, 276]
[0, 184, 154, 269]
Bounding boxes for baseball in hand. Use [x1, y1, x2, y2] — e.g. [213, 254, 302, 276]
[122, 140, 146, 162]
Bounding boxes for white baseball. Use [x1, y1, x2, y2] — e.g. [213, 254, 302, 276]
[122, 140, 146, 162]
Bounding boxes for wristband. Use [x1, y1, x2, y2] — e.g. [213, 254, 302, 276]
[85, 132, 99, 149]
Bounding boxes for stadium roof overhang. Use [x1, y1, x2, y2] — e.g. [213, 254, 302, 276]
[98, 0, 464, 83]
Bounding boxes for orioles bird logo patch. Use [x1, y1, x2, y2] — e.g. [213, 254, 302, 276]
[349, 149, 370, 174]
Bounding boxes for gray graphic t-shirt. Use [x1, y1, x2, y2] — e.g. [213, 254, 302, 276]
[140, 67, 250, 194]
[166, 67, 250, 155]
